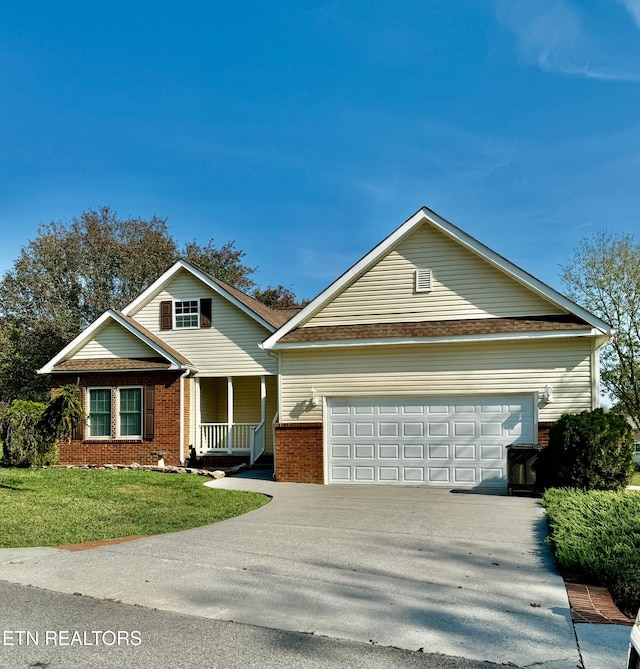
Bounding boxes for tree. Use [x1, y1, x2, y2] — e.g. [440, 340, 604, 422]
[561, 230, 640, 428]
[251, 284, 306, 309]
[0, 207, 263, 402]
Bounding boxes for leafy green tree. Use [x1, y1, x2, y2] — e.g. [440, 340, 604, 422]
[251, 284, 306, 309]
[561, 231, 640, 429]
[182, 239, 255, 291]
[0, 207, 266, 402]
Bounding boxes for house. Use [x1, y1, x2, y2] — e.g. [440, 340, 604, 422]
[40, 207, 612, 487]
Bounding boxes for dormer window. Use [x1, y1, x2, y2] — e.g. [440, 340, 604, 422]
[175, 300, 199, 328]
[160, 298, 212, 330]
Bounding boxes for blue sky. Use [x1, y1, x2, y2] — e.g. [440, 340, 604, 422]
[1, 0, 639, 301]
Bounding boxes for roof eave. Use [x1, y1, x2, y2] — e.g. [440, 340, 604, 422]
[262, 207, 613, 349]
[270, 328, 603, 350]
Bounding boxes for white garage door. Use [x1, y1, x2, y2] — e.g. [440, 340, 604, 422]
[327, 395, 535, 486]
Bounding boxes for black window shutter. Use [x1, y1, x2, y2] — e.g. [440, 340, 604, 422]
[160, 301, 172, 330]
[200, 298, 212, 328]
[144, 386, 155, 439]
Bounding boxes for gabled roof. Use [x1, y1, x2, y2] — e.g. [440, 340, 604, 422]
[121, 259, 288, 330]
[39, 310, 194, 374]
[262, 207, 613, 350]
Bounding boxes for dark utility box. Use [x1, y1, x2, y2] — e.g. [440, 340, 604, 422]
[506, 444, 542, 495]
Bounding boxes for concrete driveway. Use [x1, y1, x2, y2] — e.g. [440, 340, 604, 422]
[0, 475, 579, 668]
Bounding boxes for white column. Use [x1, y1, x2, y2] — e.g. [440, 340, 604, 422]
[195, 377, 201, 453]
[227, 376, 234, 453]
[260, 376, 266, 424]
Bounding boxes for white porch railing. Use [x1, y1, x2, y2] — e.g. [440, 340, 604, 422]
[250, 421, 266, 466]
[199, 423, 264, 461]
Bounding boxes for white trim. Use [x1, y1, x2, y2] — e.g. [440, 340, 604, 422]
[173, 299, 200, 330]
[179, 370, 190, 464]
[322, 394, 329, 485]
[227, 376, 234, 452]
[85, 386, 113, 440]
[38, 309, 190, 374]
[195, 377, 202, 453]
[270, 328, 598, 351]
[116, 386, 144, 439]
[260, 376, 266, 424]
[122, 259, 276, 332]
[262, 207, 613, 350]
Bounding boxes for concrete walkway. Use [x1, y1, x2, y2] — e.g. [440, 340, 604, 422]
[0, 476, 583, 667]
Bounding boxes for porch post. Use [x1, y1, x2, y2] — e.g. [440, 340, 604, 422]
[227, 376, 234, 453]
[195, 377, 201, 453]
[260, 376, 266, 424]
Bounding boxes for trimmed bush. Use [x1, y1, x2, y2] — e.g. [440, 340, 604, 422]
[537, 408, 634, 491]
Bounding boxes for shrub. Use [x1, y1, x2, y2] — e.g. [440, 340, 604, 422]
[0, 400, 55, 467]
[542, 488, 640, 617]
[537, 408, 634, 491]
[39, 383, 84, 444]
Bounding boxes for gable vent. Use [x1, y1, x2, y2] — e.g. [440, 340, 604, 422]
[415, 269, 432, 293]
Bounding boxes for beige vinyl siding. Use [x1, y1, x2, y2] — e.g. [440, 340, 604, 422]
[279, 338, 593, 423]
[306, 223, 565, 327]
[72, 322, 156, 360]
[129, 269, 277, 375]
[197, 375, 278, 453]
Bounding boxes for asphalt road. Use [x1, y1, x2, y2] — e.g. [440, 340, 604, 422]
[0, 580, 508, 669]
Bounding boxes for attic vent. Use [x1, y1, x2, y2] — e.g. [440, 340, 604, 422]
[415, 269, 432, 293]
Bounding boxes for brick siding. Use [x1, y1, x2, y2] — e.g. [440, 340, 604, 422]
[52, 371, 183, 466]
[538, 421, 554, 447]
[275, 422, 324, 483]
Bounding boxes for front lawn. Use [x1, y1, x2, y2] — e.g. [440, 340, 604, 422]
[0, 468, 269, 548]
[542, 488, 640, 617]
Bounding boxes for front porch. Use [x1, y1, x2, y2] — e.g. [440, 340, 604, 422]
[193, 375, 277, 466]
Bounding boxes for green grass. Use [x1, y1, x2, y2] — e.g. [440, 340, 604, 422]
[0, 468, 269, 548]
[542, 488, 640, 617]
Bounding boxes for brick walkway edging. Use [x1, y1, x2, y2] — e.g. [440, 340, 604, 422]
[566, 583, 634, 625]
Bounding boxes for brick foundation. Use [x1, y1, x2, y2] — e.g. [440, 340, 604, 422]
[275, 422, 324, 484]
[53, 371, 183, 467]
[538, 421, 555, 447]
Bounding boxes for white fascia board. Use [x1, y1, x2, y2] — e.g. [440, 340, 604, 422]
[420, 207, 613, 335]
[38, 310, 190, 374]
[262, 207, 612, 350]
[122, 259, 275, 332]
[39, 311, 115, 374]
[262, 210, 428, 349]
[271, 328, 600, 351]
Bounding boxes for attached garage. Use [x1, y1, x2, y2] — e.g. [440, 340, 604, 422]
[326, 395, 535, 486]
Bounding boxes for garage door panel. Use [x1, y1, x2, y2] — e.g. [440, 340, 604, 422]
[403, 444, 424, 459]
[428, 468, 450, 483]
[379, 444, 399, 458]
[379, 467, 400, 481]
[327, 395, 534, 486]
[331, 444, 351, 458]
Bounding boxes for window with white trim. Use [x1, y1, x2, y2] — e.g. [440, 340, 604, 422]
[174, 300, 199, 328]
[87, 387, 146, 439]
[118, 387, 143, 438]
[88, 388, 111, 437]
